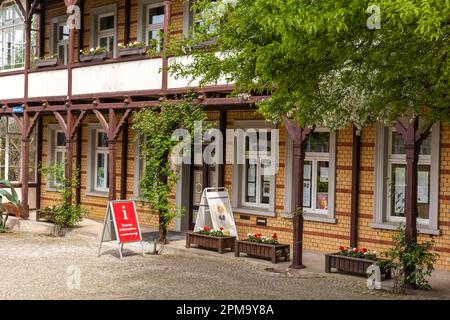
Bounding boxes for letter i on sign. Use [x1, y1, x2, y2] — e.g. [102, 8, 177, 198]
[122, 205, 128, 220]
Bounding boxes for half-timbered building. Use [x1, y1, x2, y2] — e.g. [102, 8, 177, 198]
[0, 0, 449, 270]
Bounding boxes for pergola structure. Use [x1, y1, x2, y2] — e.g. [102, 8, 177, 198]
[0, 0, 268, 219]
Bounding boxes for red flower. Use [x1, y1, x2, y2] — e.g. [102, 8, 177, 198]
[272, 233, 278, 239]
[353, 248, 358, 253]
[220, 227, 224, 231]
[203, 226, 210, 231]
[255, 233, 262, 238]
[361, 248, 367, 253]
[339, 246, 345, 251]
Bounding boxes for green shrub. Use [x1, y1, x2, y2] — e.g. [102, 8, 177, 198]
[381, 224, 439, 290]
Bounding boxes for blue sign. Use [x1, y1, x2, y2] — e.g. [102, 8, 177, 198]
[12, 106, 23, 113]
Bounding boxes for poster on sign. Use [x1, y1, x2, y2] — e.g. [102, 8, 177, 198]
[194, 187, 238, 237]
[98, 200, 144, 259]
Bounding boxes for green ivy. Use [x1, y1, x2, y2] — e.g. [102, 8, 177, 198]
[132, 98, 207, 243]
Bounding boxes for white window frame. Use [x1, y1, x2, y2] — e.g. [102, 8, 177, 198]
[145, 2, 164, 52]
[284, 128, 337, 223]
[86, 124, 109, 197]
[90, 4, 117, 57]
[94, 129, 109, 193]
[0, 0, 25, 71]
[47, 125, 66, 190]
[387, 127, 431, 225]
[50, 16, 69, 65]
[231, 120, 277, 217]
[373, 122, 440, 235]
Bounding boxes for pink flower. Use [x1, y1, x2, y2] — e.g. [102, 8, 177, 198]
[353, 248, 358, 253]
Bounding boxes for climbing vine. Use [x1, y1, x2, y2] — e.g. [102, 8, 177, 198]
[133, 98, 207, 243]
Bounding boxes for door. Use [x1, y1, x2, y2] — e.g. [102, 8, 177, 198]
[189, 161, 217, 230]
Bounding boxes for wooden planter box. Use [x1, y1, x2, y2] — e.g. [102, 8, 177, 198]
[34, 58, 61, 68]
[186, 232, 236, 254]
[325, 253, 391, 279]
[118, 46, 147, 57]
[235, 240, 290, 264]
[79, 52, 110, 62]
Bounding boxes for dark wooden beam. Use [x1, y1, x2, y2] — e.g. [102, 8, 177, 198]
[120, 120, 128, 200]
[350, 125, 361, 248]
[284, 118, 314, 269]
[218, 108, 226, 187]
[77, 0, 84, 62]
[38, 1, 45, 57]
[124, 0, 131, 45]
[35, 117, 43, 216]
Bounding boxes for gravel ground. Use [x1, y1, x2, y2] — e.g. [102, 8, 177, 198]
[0, 232, 447, 300]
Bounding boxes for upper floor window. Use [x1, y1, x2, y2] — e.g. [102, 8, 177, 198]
[98, 13, 115, 52]
[90, 5, 117, 57]
[0, 1, 24, 71]
[146, 3, 164, 52]
[183, 0, 218, 39]
[51, 16, 69, 64]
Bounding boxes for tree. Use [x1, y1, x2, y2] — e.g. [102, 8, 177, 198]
[133, 99, 207, 243]
[169, 0, 449, 275]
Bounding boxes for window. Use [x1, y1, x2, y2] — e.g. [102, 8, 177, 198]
[231, 121, 278, 216]
[90, 5, 117, 57]
[284, 128, 337, 223]
[303, 131, 331, 214]
[52, 19, 69, 64]
[0, 1, 25, 71]
[94, 130, 109, 192]
[97, 13, 115, 52]
[145, 3, 164, 52]
[0, 117, 36, 183]
[47, 125, 66, 188]
[387, 128, 432, 223]
[242, 131, 273, 209]
[373, 122, 440, 235]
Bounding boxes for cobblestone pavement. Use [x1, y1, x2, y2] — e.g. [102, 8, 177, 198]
[0, 232, 447, 300]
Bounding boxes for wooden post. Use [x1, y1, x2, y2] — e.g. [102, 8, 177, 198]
[21, 113, 31, 219]
[395, 117, 419, 244]
[36, 117, 43, 218]
[53, 109, 87, 204]
[350, 125, 361, 248]
[124, 0, 131, 45]
[162, 0, 172, 90]
[284, 118, 314, 269]
[93, 107, 133, 201]
[120, 120, 128, 200]
[218, 108, 226, 187]
[77, 0, 84, 62]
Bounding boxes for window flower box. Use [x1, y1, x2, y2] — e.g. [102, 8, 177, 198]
[235, 240, 290, 263]
[186, 231, 236, 254]
[79, 52, 110, 62]
[118, 46, 148, 57]
[325, 251, 391, 278]
[34, 58, 61, 68]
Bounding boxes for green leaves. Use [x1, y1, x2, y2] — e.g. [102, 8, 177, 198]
[170, 0, 450, 128]
[133, 99, 207, 241]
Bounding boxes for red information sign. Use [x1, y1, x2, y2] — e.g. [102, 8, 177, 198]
[111, 201, 142, 243]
